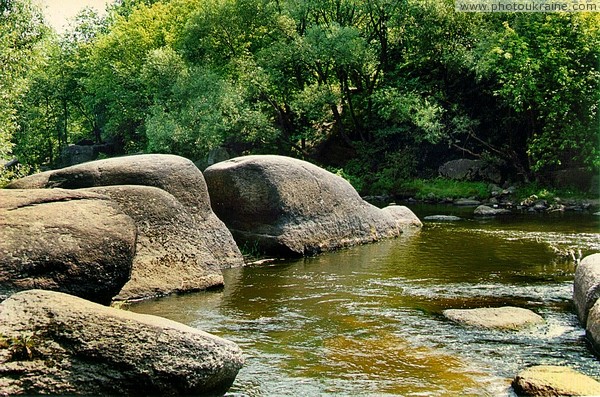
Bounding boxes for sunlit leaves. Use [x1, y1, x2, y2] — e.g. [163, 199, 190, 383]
[372, 88, 444, 144]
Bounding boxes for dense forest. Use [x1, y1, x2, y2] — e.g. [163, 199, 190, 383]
[1, 0, 598, 194]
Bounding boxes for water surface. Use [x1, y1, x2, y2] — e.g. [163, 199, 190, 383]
[131, 206, 600, 396]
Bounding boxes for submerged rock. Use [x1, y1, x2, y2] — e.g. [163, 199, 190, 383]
[573, 253, 600, 326]
[454, 198, 481, 206]
[0, 289, 244, 396]
[474, 205, 511, 216]
[85, 185, 224, 302]
[7, 154, 244, 269]
[0, 189, 136, 304]
[423, 215, 462, 222]
[443, 306, 544, 330]
[204, 155, 421, 256]
[512, 365, 600, 396]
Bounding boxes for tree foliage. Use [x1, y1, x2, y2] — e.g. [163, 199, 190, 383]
[0, 0, 47, 159]
[5, 0, 599, 192]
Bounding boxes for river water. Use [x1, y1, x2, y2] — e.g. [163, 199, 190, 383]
[131, 205, 600, 396]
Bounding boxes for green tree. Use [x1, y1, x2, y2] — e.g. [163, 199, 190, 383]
[84, 0, 197, 152]
[13, 7, 106, 167]
[0, 0, 47, 159]
[476, 13, 600, 172]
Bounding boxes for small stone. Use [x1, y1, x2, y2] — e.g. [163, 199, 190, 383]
[512, 365, 600, 396]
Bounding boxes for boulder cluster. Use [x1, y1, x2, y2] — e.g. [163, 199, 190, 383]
[0, 153, 421, 396]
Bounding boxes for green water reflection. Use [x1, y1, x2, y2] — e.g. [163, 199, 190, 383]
[131, 208, 600, 396]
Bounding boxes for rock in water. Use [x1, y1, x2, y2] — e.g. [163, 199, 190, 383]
[443, 306, 544, 330]
[7, 154, 244, 269]
[0, 189, 136, 304]
[0, 290, 244, 396]
[454, 198, 482, 206]
[204, 155, 421, 256]
[512, 365, 600, 396]
[473, 205, 511, 216]
[86, 185, 224, 301]
[381, 205, 423, 228]
[423, 215, 462, 222]
[573, 253, 600, 326]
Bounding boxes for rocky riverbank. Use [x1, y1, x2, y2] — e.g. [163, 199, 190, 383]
[0, 153, 423, 396]
[366, 190, 600, 215]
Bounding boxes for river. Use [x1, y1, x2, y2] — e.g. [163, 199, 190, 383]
[131, 205, 600, 396]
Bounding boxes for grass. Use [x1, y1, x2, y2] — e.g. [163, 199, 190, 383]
[240, 240, 264, 262]
[513, 182, 593, 202]
[0, 332, 38, 361]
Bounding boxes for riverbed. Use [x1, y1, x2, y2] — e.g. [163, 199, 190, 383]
[131, 205, 600, 396]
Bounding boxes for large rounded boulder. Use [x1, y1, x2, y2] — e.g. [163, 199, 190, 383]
[7, 154, 244, 269]
[0, 189, 136, 304]
[85, 185, 224, 301]
[574, 253, 600, 326]
[0, 289, 244, 396]
[203, 155, 421, 256]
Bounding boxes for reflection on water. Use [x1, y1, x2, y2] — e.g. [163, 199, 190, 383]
[131, 208, 600, 396]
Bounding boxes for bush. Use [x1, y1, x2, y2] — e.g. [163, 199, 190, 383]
[398, 178, 490, 200]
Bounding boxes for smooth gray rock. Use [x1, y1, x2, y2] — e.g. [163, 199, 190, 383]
[512, 365, 600, 397]
[0, 189, 136, 304]
[443, 306, 544, 330]
[85, 185, 225, 302]
[7, 154, 244, 269]
[204, 155, 421, 256]
[474, 205, 511, 216]
[0, 290, 244, 396]
[573, 253, 600, 326]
